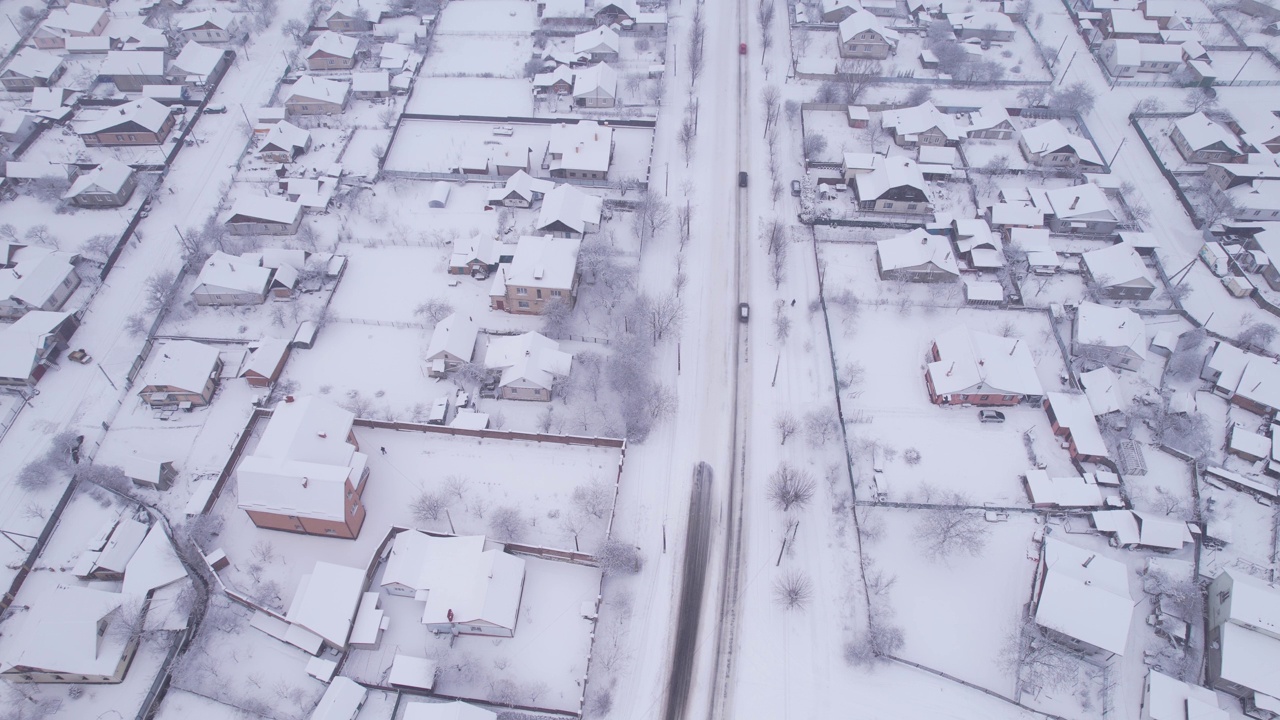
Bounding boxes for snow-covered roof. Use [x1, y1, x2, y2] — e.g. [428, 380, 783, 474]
[882, 101, 963, 142]
[504, 234, 581, 291]
[262, 120, 311, 155]
[0, 246, 78, 309]
[573, 25, 620, 55]
[5, 48, 62, 79]
[1106, 37, 1141, 66]
[1236, 358, 1280, 414]
[241, 338, 290, 380]
[963, 279, 1003, 302]
[286, 76, 350, 106]
[838, 10, 900, 45]
[1076, 302, 1145, 358]
[1144, 670, 1228, 720]
[858, 156, 929, 203]
[1093, 510, 1193, 549]
[122, 524, 187, 597]
[94, 518, 148, 574]
[533, 64, 575, 90]
[1025, 469, 1104, 507]
[488, 170, 554, 205]
[876, 229, 957, 275]
[1109, 8, 1159, 34]
[309, 676, 367, 720]
[990, 202, 1046, 228]
[403, 701, 498, 720]
[194, 251, 272, 296]
[1218, 570, 1280, 638]
[1205, 341, 1250, 390]
[309, 31, 358, 59]
[64, 160, 133, 199]
[77, 98, 171, 135]
[1021, 120, 1103, 166]
[537, 184, 603, 235]
[141, 340, 221, 394]
[966, 105, 1011, 135]
[0, 311, 70, 381]
[1219, 621, 1280, 700]
[1080, 366, 1123, 415]
[1174, 112, 1242, 153]
[486, 332, 573, 389]
[42, 4, 106, 34]
[0, 585, 127, 676]
[1035, 536, 1134, 656]
[179, 8, 234, 31]
[927, 325, 1044, 397]
[382, 532, 525, 631]
[547, 121, 612, 173]
[572, 62, 617, 99]
[226, 196, 303, 225]
[948, 10, 1015, 33]
[352, 70, 389, 93]
[237, 395, 368, 521]
[388, 654, 438, 690]
[426, 313, 478, 364]
[287, 561, 365, 648]
[170, 41, 224, 78]
[1045, 392, 1109, 458]
[99, 51, 165, 77]
[449, 409, 489, 430]
[1043, 183, 1115, 221]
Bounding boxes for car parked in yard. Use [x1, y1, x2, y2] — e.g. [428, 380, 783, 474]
[738, 303, 749, 323]
[204, 104, 227, 114]
[978, 409, 1006, 423]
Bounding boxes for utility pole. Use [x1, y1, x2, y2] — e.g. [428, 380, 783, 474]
[1108, 137, 1126, 168]
[1229, 51, 1254, 86]
[1055, 51, 1077, 86]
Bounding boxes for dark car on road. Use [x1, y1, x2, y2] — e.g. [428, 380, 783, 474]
[791, 179, 801, 196]
[738, 171, 748, 188]
[738, 303, 750, 322]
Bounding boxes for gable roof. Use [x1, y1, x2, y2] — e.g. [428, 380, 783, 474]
[1109, 8, 1159, 33]
[1082, 245, 1152, 288]
[1174, 112, 1242, 154]
[856, 156, 929, 201]
[966, 105, 1012, 134]
[488, 170, 554, 205]
[572, 62, 617, 99]
[42, 4, 106, 35]
[180, 8, 234, 31]
[285, 76, 350, 106]
[0, 246, 78, 308]
[240, 337, 290, 380]
[1035, 537, 1135, 655]
[382, 532, 525, 630]
[1235, 356, 1280, 412]
[1042, 183, 1115, 221]
[308, 31, 358, 60]
[547, 121, 612, 173]
[927, 325, 1044, 397]
[573, 25, 620, 55]
[1045, 392, 1110, 457]
[0, 585, 126, 676]
[225, 196, 303, 225]
[99, 51, 165, 77]
[170, 41, 225, 78]
[503, 235, 581, 290]
[537, 184, 602, 234]
[883, 101, 963, 142]
[5, 49, 63, 79]
[425, 313, 478, 363]
[287, 561, 365, 648]
[1144, 670, 1227, 720]
[0, 311, 72, 381]
[352, 70, 389, 93]
[77, 98, 171, 136]
[486, 332, 573, 389]
[310, 677, 368, 720]
[838, 9, 900, 44]
[876, 229, 957, 275]
[64, 160, 133, 199]
[194, 251, 272, 295]
[1079, 366, 1123, 415]
[122, 524, 187, 597]
[261, 120, 311, 154]
[1021, 120, 1104, 166]
[140, 340, 221, 393]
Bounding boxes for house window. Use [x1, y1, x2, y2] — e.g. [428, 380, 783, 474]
[883, 201, 894, 209]
[515, 287, 527, 295]
[350, 503, 358, 515]
[534, 389, 543, 396]
[470, 626, 483, 632]
[115, 134, 126, 141]
[324, 528, 336, 535]
[536, 289, 543, 299]
[551, 290, 563, 297]
[980, 395, 990, 401]
[517, 300, 529, 308]
[907, 204, 918, 211]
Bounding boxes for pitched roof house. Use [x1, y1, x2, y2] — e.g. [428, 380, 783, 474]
[63, 160, 137, 208]
[258, 121, 312, 163]
[875, 229, 958, 281]
[1081, 244, 1156, 300]
[1171, 112, 1245, 164]
[179, 9, 235, 43]
[925, 325, 1045, 405]
[484, 332, 573, 400]
[285, 561, 366, 650]
[1032, 536, 1135, 657]
[1075, 301, 1146, 368]
[547, 121, 613, 180]
[536, 183, 603, 238]
[1036, 183, 1118, 235]
[0, 311, 77, 387]
[572, 62, 617, 108]
[487, 170, 554, 208]
[1205, 570, 1280, 707]
[77, 98, 176, 146]
[239, 338, 291, 388]
[425, 313, 478, 377]
[573, 25, 620, 62]
[167, 41, 230, 86]
[192, 251, 272, 305]
[236, 395, 371, 539]
[33, 4, 108, 49]
[307, 31, 359, 71]
[0, 247, 81, 319]
[224, 196, 304, 235]
[1019, 120, 1104, 171]
[882, 102, 963, 147]
[382, 532, 526, 637]
[1, 49, 65, 91]
[137, 340, 223, 407]
[855, 157, 932, 214]
[284, 76, 350, 116]
[490, 235, 581, 315]
[837, 10, 900, 59]
[0, 585, 137, 683]
[1044, 392, 1110, 462]
[97, 51, 167, 92]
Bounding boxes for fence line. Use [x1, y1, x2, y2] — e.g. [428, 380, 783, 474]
[0, 476, 80, 614]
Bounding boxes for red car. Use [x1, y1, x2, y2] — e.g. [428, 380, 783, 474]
[739, 42, 747, 55]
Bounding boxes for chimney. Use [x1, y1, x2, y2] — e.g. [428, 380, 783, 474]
[1083, 555, 1095, 568]
[1010, 340, 1018, 356]
[1069, 196, 1079, 210]
[946, 362, 954, 377]
[301, 477, 309, 488]
[921, 235, 928, 244]
[317, 431, 327, 438]
[285, 395, 295, 402]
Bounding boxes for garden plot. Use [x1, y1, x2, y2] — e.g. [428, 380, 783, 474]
[343, 556, 602, 714]
[406, 77, 534, 116]
[859, 506, 1041, 695]
[423, 34, 533, 78]
[963, 140, 1027, 172]
[154, 689, 248, 720]
[1199, 481, 1278, 577]
[156, 279, 333, 339]
[817, 241, 968, 307]
[0, 176, 154, 257]
[23, 110, 179, 167]
[792, 26, 1051, 81]
[203, 423, 620, 610]
[340, 127, 392, 178]
[433, 0, 537, 33]
[166, 597, 326, 720]
[1133, 116, 1215, 173]
[1122, 448, 1199, 522]
[238, 126, 352, 183]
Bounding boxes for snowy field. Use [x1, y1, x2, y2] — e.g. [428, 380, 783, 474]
[433, 0, 536, 33]
[0, 179, 154, 258]
[423, 34, 533, 78]
[405, 77, 535, 116]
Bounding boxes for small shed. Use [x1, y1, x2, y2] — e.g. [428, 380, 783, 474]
[309, 676, 367, 720]
[428, 181, 451, 209]
[1228, 425, 1271, 463]
[121, 456, 177, 490]
[388, 654, 438, 693]
[293, 320, 318, 349]
[240, 338, 291, 387]
[847, 105, 870, 128]
[963, 279, 1003, 305]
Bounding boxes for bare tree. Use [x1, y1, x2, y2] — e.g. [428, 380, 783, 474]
[773, 571, 812, 611]
[678, 113, 696, 164]
[1049, 82, 1097, 116]
[914, 498, 989, 561]
[571, 480, 612, 519]
[804, 409, 841, 447]
[761, 85, 781, 138]
[775, 412, 798, 445]
[412, 491, 449, 523]
[597, 539, 643, 574]
[676, 200, 692, 249]
[489, 506, 528, 542]
[1237, 318, 1278, 352]
[802, 133, 828, 160]
[414, 297, 453, 324]
[541, 297, 573, 338]
[687, 10, 706, 85]
[636, 292, 684, 345]
[769, 463, 817, 512]
[632, 191, 671, 249]
[773, 314, 791, 342]
[1000, 618, 1081, 693]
